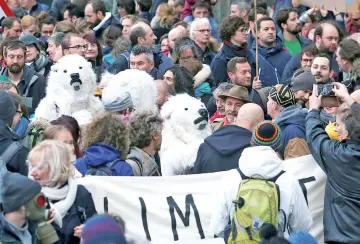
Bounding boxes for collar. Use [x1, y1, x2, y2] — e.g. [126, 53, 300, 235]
[93, 12, 112, 32]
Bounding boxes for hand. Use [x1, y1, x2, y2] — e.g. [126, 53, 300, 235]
[309, 84, 321, 110]
[333, 7, 339, 16]
[47, 208, 55, 224]
[74, 224, 84, 238]
[332, 82, 354, 105]
[252, 76, 262, 90]
[320, 5, 328, 17]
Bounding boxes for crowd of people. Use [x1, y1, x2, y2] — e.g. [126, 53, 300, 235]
[1, 0, 360, 243]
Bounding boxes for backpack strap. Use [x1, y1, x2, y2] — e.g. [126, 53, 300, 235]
[1, 141, 23, 166]
[269, 170, 285, 183]
[127, 157, 143, 175]
[28, 128, 44, 149]
[236, 168, 249, 180]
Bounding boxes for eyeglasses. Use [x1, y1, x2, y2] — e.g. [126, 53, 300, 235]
[195, 29, 211, 34]
[69, 45, 88, 50]
[180, 56, 194, 61]
[237, 27, 250, 34]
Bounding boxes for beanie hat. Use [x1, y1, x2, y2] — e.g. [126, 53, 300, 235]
[0, 90, 16, 125]
[325, 122, 340, 141]
[1, 172, 41, 213]
[269, 84, 296, 108]
[290, 68, 316, 92]
[82, 214, 127, 244]
[102, 90, 134, 113]
[251, 121, 282, 152]
[288, 232, 317, 244]
[19, 34, 41, 51]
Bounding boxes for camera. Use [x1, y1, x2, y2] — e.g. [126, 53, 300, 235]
[317, 84, 335, 97]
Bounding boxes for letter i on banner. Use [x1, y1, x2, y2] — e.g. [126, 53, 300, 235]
[0, 0, 15, 22]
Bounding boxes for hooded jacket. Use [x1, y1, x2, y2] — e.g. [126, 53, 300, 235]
[1, 65, 46, 115]
[0, 214, 38, 244]
[275, 104, 310, 159]
[192, 125, 252, 174]
[93, 13, 121, 46]
[126, 147, 161, 176]
[210, 146, 312, 240]
[74, 143, 134, 176]
[306, 104, 360, 243]
[250, 37, 291, 87]
[193, 41, 215, 66]
[277, 31, 312, 55]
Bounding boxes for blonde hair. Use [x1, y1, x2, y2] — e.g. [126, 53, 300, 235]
[21, 15, 38, 30]
[74, 18, 91, 36]
[157, 3, 176, 27]
[28, 140, 74, 187]
[44, 124, 70, 140]
[53, 20, 78, 34]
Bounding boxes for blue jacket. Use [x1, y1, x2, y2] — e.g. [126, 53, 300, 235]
[273, 0, 292, 19]
[28, 3, 49, 17]
[210, 43, 255, 87]
[250, 37, 291, 87]
[14, 117, 29, 138]
[277, 31, 312, 55]
[191, 125, 252, 174]
[93, 14, 121, 45]
[74, 143, 134, 176]
[306, 105, 360, 243]
[274, 104, 307, 158]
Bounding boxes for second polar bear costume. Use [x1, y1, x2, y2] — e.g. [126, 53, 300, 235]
[160, 94, 212, 176]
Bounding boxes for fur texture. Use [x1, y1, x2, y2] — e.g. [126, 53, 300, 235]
[160, 94, 212, 175]
[35, 54, 104, 121]
[101, 69, 158, 112]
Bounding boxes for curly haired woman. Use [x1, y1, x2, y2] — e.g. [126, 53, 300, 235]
[74, 113, 134, 176]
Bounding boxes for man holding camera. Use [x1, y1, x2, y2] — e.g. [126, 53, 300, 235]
[307, 83, 360, 243]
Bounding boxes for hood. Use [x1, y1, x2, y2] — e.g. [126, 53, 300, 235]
[83, 142, 121, 166]
[275, 104, 307, 130]
[93, 12, 112, 32]
[239, 146, 284, 179]
[194, 64, 211, 87]
[252, 37, 284, 57]
[205, 125, 252, 156]
[0, 120, 15, 143]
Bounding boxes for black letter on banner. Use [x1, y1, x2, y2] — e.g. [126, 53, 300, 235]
[139, 197, 151, 241]
[167, 194, 205, 241]
[298, 177, 316, 206]
[104, 197, 109, 213]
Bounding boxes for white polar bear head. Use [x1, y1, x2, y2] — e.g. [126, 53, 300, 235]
[101, 69, 157, 112]
[47, 54, 96, 95]
[161, 94, 211, 138]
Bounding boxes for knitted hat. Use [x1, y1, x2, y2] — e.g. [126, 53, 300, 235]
[19, 34, 42, 51]
[251, 121, 282, 151]
[1, 172, 41, 213]
[269, 84, 296, 108]
[0, 90, 16, 125]
[82, 214, 127, 244]
[102, 89, 134, 113]
[290, 68, 316, 92]
[288, 232, 317, 244]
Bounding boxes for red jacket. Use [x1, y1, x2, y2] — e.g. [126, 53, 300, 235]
[210, 110, 225, 123]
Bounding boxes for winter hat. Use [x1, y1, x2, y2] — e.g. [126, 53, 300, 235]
[102, 90, 134, 113]
[325, 122, 340, 141]
[290, 68, 316, 92]
[19, 34, 41, 51]
[269, 84, 296, 108]
[288, 232, 317, 244]
[1, 172, 41, 213]
[0, 90, 16, 125]
[251, 121, 282, 152]
[82, 214, 127, 244]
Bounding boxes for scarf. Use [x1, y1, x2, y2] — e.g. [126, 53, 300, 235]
[41, 177, 78, 228]
[195, 82, 212, 97]
[224, 41, 248, 57]
[33, 52, 49, 75]
[320, 109, 335, 125]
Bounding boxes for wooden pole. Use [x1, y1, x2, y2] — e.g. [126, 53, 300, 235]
[254, 0, 259, 77]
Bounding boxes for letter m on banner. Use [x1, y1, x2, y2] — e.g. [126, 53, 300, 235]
[0, 0, 15, 22]
[167, 194, 205, 241]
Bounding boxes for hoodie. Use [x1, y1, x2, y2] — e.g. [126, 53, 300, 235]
[275, 104, 310, 159]
[191, 125, 252, 174]
[250, 37, 291, 87]
[277, 31, 312, 56]
[210, 146, 312, 240]
[0, 214, 32, 244]
[74, 143, 134, 176]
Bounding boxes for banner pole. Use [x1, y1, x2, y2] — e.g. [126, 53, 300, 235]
[254, 0, 259, 77]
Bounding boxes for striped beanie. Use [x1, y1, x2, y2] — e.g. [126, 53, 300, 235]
[82, 214, 127, 244]
[269, 84, 296, 108]
[251, 121, 282, 152]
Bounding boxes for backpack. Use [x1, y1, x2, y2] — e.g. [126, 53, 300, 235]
[85, 160, 120, 176]
[127, 156, 143, 176]
[227, 168, 285, 244]
[21, 125, 45, 150]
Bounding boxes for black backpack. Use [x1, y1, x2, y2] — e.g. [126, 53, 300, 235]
[85, 160, 119, 176]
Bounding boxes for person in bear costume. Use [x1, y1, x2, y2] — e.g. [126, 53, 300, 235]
[160, 93, 212, 175]
[35, 54, 104, 122]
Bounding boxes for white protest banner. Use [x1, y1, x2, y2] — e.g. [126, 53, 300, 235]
[0, 1, 14, 21]
[78, 155, 326, 243]
[298, 0, 359, 13]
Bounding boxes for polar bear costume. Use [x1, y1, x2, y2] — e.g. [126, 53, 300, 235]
[35, 54, 104, 121]
[160, 94, 212, 176]
[101, 69, 158, 112]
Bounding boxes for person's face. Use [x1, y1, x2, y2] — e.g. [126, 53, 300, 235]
[230, 4, 241, 17]
[178, 49, 195, 65]
[174, 5, 184, 17]
[316, 26, 339, 53]
[66, 37, 86, 56]
[229, 62, 251, 88]
[335, 47, 350, 72]
[163, 70, 175, 90]
[215, 96, 225, 115]
[41, 24, 54, 39]
[121, 18, 133, 36]
[294, 90, 311, 105]
[161, 38, 169, 52]
[84, 40, 98, 60]
[63, 10, 70, 22]
[54, 129, 75, 155]
[231, 25, 249, 45]
[258, 20, 276, 46]
[334, 116, 349, 142]
[5, 48, 25, 74]
[20, 0, 32, 9]
[224, 97, 244, 123]
[130, 54, 154, 73]
[12, 105, 22, 129]
[311, 57, 331, 83]
[300, 53, 314, 68]
[352, 12, 360, 29]
[168, 27, 186, 50]
[284, 11, 302, 35]
[153, 128, 163, 151]
[193, 22, 211, 44]
[266, 97, 278, 119]
[85, 4, 100, 26]
[23, 24, 37, 35]
[47, 41, 63, 62]
[5, 21, 22, 38]
[25, 44, 39, 63]
[193, 7, 209, 18]
[140, 26, 157, 46]
[29, 160, 50, 186]
[156, 83, 169, 108]
[249, 14, 265, 32]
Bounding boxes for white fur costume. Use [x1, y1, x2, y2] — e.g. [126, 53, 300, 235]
[160, 94, 212, 176]
[101, 69, 158, 112]
[35, 54, 104, 121]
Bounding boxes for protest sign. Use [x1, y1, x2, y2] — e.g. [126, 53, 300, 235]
[298, 0, 359, 13]
[0, 1, 14, 21]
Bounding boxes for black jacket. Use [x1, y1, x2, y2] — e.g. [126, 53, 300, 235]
[191, 125, 252, 174]
[0, 120, 28, 176]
